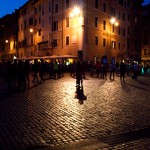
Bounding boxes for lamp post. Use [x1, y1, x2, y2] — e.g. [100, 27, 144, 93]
[109, 17, 119, 62]
[70, 6, 84, 61]
[29, 28, 39, 57]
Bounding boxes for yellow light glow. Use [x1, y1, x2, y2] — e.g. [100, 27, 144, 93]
[30, 28, 34, 33]
[110, 18, 116, 24]
[114, 22, 119, 26]
[73, 7, 80, 16]
[70, 6, 81, 18]
[5, 40, 9, 43]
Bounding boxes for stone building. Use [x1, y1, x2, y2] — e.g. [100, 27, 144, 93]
[0, 11, 18, 61]
[141, 4, 150, 66]
[17, 0, 143, 63]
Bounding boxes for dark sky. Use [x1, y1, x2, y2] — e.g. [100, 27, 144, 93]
[0, 0, 150, 18]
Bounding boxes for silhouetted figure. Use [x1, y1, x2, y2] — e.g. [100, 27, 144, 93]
[120, 61, 126, 84]
[109, 62, 115, 80]
[32, 59, 39, 83]
[39, 59, 45, 83]
[25, 60, 30, 89]
[17, 60, 26, 92]
[75, 61, 87, 100]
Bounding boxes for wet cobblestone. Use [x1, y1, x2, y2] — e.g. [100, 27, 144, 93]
[0, 73, 150, 149]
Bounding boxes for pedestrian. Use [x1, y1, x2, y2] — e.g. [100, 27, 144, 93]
[54, 60, 59, 79]
[32, 59, 39, 83]
[39, 59, 45, 83]
[120, 61, 126, 83]
[109, 62, 115, 80]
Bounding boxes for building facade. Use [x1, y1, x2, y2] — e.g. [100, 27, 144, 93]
[141, 4, 150, 66]
[17, 0, 143, 63]
[0, 11, 18, 61]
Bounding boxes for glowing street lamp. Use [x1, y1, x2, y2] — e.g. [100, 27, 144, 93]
[110, 17, 119, 26]
[5, 40, 9, 43]
[29, 28, 34, 33]
[70, 6, 81, 18]
[109, 17, 119, 59]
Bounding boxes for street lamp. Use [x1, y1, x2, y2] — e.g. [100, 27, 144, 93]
[70, 7, 81, 18]
[29, 28, 39, 57]
[109, 17, 119, 62]
[70, 6, 84, 61]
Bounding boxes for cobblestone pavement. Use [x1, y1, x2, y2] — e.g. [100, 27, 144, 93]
[0, 73, 150, 150]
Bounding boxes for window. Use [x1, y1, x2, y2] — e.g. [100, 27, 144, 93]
[53, 39, 58, 47]
[135, 17, 137, 24]
[39, 5, 41, 12]
[49, 16, 51, 24]
[21, 24, 23, 30]
[39, 17, 41, 24]
[103, 38, 106, 47]
[24, 20, 27, 29]
[119, 0, 123, 5]
[123, 28, 126, 36]
[119, 26, 121, 35]
[66, 0, 69, 9]
[103, 20, 106, 30]
[127, 26, 130, 35]
[95, 17, 98, 28]
[119, 11, 121, 19]
[111, 7, 115, 16]
[49, 2, 51, 13]
[127, 0, 130, 7]
[53, 21, 58, 31]
[127, 41, 130, 48]
[95, 36, 98, 45]
[103, 3, 106, 12]
[42, 19, 44, 27]
[112, 41, 116, 49]
[127, 14, 130, 21]
[34, 8, 37, 14]
[112, 25, 115, 33]
[66, 17, 69, 27]
[31, 34, 33, 45]
[118, 42, 121, 49]
[39, 29, 41, 36]
[55, 3, 58, 13]
[144, 49, 146, 55]
[34, 19, 37, 26]
[122, 13, 125, 21]
[42, 6, 44, 16]
[66, 36, 69, 45]
[95, 0, 98, 9]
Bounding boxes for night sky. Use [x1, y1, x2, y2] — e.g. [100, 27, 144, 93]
[0, 0, 150, 18]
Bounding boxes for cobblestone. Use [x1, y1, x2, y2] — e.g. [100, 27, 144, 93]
[0, 73, 150, 149]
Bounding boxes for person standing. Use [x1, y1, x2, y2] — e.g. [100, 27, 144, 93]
[39, 59, 45, 83]
[32, 59, 39, 83]
[120, 61, 126, 83]
[109, 62, 115, 80]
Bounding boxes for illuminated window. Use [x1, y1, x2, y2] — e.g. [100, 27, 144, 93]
[112, 41, 116, 49]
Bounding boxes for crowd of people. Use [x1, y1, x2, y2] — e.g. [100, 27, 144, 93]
[0, 58, 149, 92]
